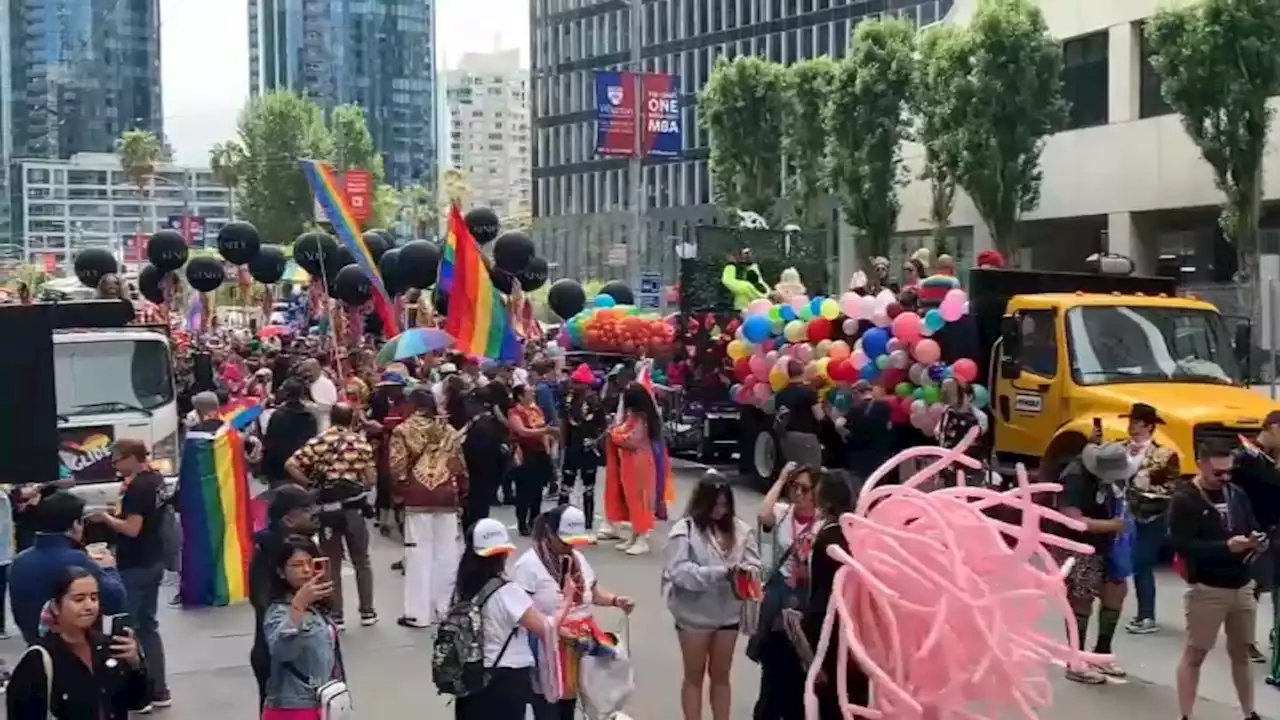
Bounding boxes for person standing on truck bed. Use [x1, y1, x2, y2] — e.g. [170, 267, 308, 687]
[774, 360, 824, 470]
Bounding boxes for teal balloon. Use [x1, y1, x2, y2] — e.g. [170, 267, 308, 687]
[809, 297, 825, 317]
[894, 382, 913, 397]
[780, 305, 797, 322]
[924, 309, 945, 332]
[913, 387, 925, 400]
[875, 354, 890, 370]
[972, 384, 990, 409]
[594, 294, 616, 308]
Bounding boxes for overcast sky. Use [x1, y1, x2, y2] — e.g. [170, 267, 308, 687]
[159, 0, 528, 166]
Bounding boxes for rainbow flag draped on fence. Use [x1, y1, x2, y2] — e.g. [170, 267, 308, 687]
[177, 429, 255, 607]
[298, 160, 400, 337]
[439, 203, 522, 361]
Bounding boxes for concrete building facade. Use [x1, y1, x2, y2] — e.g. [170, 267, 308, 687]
[446, 49, 532, 221]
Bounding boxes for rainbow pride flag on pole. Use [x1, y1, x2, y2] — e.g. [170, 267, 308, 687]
[177, 429, 255, 607]
[298, 160, 400, 336]
[439, 203, 522, 362]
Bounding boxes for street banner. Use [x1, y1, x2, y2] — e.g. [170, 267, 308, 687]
[167, 215, 207, 248]
[594, 70, 638, 157]
[640, 73, 682, 157]
[126, 232, 147, 262]
[342, 169, 373, 223]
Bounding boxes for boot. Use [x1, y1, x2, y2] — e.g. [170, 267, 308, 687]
[582, 493, 597, 542]
[625, 533, 650, 555]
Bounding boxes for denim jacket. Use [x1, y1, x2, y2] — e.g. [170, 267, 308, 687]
[262, 601, 340, 709]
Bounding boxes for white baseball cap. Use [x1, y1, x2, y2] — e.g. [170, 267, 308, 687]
[440, 362, 459, 375]
[471, 518, 516, 557]
[558, 506, 591, 546]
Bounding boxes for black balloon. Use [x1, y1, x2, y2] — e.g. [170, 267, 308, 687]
[248, 245, 287, 284]
[518, 257, 549, 292]
[398, 240, 440, 289]
[332, 246, 356, 271]
[331, 265, 372, 306]
[485, 255, 515, 294]
[73, 248, 118, 289]
[547, 278, 586, 319]
[432, 285, 449, 316]
[464, 207, 501, 245]
[137, 265, 167, 304]
[147, 229, 188, 272]
[216, 221, 261, 265]
[379, 248, 405, 296]
[600, 280, 635, 306]
[185, 256, 226, 293]
[292, 232, 338, 277]
[362, 230, 391, 263]
[492, 231, 534, 274]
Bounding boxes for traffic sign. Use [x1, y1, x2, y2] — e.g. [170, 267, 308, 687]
[638, 271, 661, 309]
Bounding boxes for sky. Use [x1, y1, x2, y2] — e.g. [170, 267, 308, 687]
[159, 0, 529, 166]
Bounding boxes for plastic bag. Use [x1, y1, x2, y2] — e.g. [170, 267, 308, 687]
[578, 626, 635, 720]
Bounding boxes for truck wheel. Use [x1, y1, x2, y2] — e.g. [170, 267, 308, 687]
[752, 430, 779, 487]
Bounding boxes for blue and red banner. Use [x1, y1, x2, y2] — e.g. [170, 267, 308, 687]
[594, 71, 683, 159]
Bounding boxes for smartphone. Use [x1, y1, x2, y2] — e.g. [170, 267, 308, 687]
[105, 613, 131, 638]
[313, 557, 330, 577]
[1092, 417, 1103, 438]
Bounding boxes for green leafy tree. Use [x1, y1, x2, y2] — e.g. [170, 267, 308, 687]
[371, 184, 401, 231]
[935, 0, 1065, 254]
[209, 140, 245, 220]
[235, 91, 333, 244]
[698, 56, 786, 221]
[400, 183, 438, 238]
[114, 128, 163, 231]
[1146, 0, 1280, 289]
[824, 18, 916, 264]
[782, 57, 836, 229]
[913, 27, 964, 256]
[329, 103, 386, 184]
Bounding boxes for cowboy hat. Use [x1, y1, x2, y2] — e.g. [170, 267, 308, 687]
[1121, 402, 1166, 426]
[1081, 442, 1140, 483]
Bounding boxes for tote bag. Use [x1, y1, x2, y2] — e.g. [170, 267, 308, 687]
[578, 617, 635, 720]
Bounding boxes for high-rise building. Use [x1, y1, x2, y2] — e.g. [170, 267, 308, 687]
[247, 0, 438, 188]
[3, 0, 163, 161]
[446, 50, 531, 222]
[529, 0, 952, 282]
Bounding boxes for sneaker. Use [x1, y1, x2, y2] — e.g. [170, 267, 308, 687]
[397, 616, 430, 629]
[596, 523, 620, 541]
[1091, 661, 1126, 678]
[1250, 644, 1267, 664]
[151, 691, 173, 709]
[135, 703, 155, 714]
[360, 611, 378, 627]
[625, 536, 650, 555]
[1064, 666, 1107, 685]
[0, 629, 10, 640]
[1125, 618, 1158, 635]
[331, 616, 346, 632]
[615, 535, 634, 552]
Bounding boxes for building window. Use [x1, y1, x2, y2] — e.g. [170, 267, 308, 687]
[1138, 24, 1174, 119]
[1061, 31, 1108, 130]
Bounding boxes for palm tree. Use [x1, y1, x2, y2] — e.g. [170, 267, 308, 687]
[115, 129, 163, 234]
[209, 140, 245, 221]
[401, 183, 436, 238]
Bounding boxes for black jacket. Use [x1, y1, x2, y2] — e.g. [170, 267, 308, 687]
[844, 401, 894, 480]
[261, 403, 318, 482]
[6, 632, 150, 720]
[1169, 481, 1259, 589]
[1232, 446, 1280, 532]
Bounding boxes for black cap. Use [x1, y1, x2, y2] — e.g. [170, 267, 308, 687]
[1121, 402, 1165, 426]
[268, 485, 316, 524]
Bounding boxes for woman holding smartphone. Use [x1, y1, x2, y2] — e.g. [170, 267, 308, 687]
[6, 566, 150, 719]
[261, 536, 343, 720]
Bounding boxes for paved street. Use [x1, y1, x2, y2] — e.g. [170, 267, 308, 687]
[2, 463, 1277, 718]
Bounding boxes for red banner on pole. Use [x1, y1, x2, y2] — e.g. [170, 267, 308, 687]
[342, 169, 373, 223]
[42, 253, 57, 273]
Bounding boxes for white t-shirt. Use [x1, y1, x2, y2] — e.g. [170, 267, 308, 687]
[481, 582, 536, 668]
[512, 367, 530, 387]
[512, 549, 597, 616]
[768, 503, 818, 579]
[309, 375, 339, 432]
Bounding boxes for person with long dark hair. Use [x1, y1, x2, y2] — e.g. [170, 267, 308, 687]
[261, 536, 344, 719]
[603, 385, 663, 555]
[6, 566, 150, 719]
[662, 472, 760, 720]
[509, 384, 558, 536]
[452, 518, 573, 720]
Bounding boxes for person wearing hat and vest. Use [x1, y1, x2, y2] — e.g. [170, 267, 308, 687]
[1054, 441, 1138, 684]
[1119, 402, 1181, 637]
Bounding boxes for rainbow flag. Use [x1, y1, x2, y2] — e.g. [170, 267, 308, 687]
[217, 398, 264, 431]
[177, 429, 255, 607]
[439, 203, 521, 362]
[298, 160, 400, 337]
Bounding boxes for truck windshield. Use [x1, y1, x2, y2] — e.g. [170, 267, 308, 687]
[55, 340, 174, 418]
[1066, 305, 1242, 386]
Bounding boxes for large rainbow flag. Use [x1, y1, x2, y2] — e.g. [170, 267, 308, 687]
[439, 203, 522, 362]
[177, 429, 255, 607]
[298, 160, 400, 337]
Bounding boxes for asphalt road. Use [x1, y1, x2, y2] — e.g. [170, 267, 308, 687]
[1, 462, 1276, 719]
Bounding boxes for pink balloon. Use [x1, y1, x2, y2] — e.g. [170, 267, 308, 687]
[889, 349, 909, 370]
[850, 349, 869, 368]
[794, 343, 814, 362]
[951, 358, 978, 384]
[752, 383, 771, 401]
[749, 354, 768, 380]
[841, 318, 859, 335]
[857, 295, 878, 320]
[886, 338, 903, 354]
[747, 298, 773, 316]
[940, 300, 964, 323]
[944, 288, 967, 306]
[789, 295, 809, 314]
[765, 350, 780, 365]
[840, 292, 860, 318]
[892, 312, 923, 344]
[734, 386, 752, 404]
[871, 308, 890, 328]
[912, 338, 941, 364]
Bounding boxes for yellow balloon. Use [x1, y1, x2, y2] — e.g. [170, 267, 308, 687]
[784, 320, 806, 343]
[817, 357, 832, 380]
[814, 339, 832, 358]
[820, 298, 840, 320]
[727, 339, 749, 360]
[769, 368, 788, 392]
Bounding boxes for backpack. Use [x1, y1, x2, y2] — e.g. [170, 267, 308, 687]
[432, 578, 518, 697]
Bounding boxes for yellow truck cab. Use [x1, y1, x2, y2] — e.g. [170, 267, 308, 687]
[957, 268, 1277, 482]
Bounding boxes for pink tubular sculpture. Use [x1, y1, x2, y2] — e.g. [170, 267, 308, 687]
[802, 427, 1111, 720]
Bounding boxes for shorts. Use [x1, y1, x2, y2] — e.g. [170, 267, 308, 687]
[1184, 582, 1256, 652]
[1060, 551, 1123, 604]
[675, 623, 739, 632]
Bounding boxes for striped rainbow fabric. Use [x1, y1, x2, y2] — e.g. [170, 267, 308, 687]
[177, 428, 254, 607]
[438, 203, 522, 362]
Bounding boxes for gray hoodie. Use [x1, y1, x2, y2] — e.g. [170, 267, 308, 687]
[662, 517, 761, 630]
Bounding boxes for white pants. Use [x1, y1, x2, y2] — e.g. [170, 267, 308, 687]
[403, 511, 461, 625]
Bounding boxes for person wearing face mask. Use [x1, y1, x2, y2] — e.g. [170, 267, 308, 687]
[1118, 403, 1180, 637]
[6, 566, 149, 719]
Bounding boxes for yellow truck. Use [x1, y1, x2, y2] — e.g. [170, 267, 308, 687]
[963, 268, 1276, 481]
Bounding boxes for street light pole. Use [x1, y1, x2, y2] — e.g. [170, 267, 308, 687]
[628, 0, 645, 288]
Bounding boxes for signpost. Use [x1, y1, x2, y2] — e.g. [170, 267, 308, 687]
[638, 271, 662, 310]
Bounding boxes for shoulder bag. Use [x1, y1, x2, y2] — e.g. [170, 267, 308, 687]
[19, 644, 55, 720]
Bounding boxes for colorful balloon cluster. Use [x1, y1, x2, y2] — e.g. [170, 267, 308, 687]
[559, 296, 677, 357]
[726, 288, 980, 435]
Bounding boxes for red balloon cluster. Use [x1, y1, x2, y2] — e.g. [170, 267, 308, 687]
[577, 308, 676, 356]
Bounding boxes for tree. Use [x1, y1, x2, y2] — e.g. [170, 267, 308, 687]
[209, 140, 245, 220]
[329, 103, 385, 184]
[824, 18, 916, 265]
[913, 27, 965, 256]
[371, 184, 401, 231]
[400, 183, 438, 238]
[698, 56, 786, 221]
[782, 57, 836, 229]
[934, 0, 1065, 254]
[114, 128, 163, 231]
[1146, 0, 1280, 290]
[235, 91, 333, 244]
[502, 201, 533, 232]
[442, 168, 472, 209]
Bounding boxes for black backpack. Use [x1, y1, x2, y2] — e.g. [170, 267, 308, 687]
[431, 578, 518, 697]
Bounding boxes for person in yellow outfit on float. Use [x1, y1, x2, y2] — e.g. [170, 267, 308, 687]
[720, 248, 771, 311]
